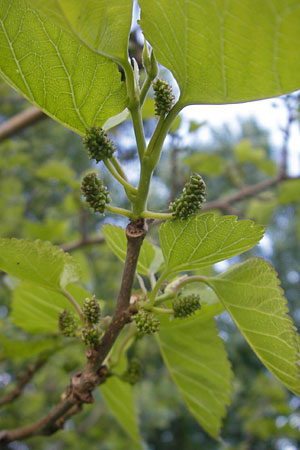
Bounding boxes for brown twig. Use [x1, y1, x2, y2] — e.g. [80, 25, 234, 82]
[0, 358, 47, 407]
[0, 107, 46, 141]
[0, 220, 147, 443]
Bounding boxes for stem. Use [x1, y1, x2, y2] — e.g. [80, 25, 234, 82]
[140, 75, 152, 107]
[148, 270, 169, 307]
[133, 102, 183, 218]
[111, 155, 128, 181]
[104, 159, 137, 196]
[106, 205, 133, 219]
[154, 292, 176, 305]
[151, 306, 173, 314]
[130, 105, 147, 161]
[174, 275, 209, 292]
[62, 289, 83, 321]
[141, 211, 173, 220]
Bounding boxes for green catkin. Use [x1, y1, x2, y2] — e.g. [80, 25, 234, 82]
[81, 173, 110, 215]
[169, 173, 206, 219]
[82, 296, 101, 325]
[134, 309, 160, 335]
[83, 127, 116, 162]
[152, 79, 175, 116]
[172, 294, 201, 319]
[121, 358, 142, 385]
[58, 310, 78, 337]
[81, 326, 102, 347]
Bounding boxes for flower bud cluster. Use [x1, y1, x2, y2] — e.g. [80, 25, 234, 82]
[58, 309, 78, 337]
[172, 294, 201, 319]
[134, 309, 160, 335]
[83, 127, 115, 162]
[121, 358, 142, 385]
[82, 296, 101, 325]
[169, 173, 206, 219]
[152, 79, 175, 116]
[81, 173, 110, 215]
[81, 326, 102, 347]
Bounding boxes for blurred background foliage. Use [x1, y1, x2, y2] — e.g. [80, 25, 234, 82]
[0, 69, 300, 450]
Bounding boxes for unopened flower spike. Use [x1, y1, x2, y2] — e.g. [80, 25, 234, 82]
[58, 309, 78, 337]
[121, 358, 142, 385]
[169, 173, 207, 219]
[81, 326, 102, 348]
[83, 296, 101, 325]
[152, 78, 175, 116]
[81, 173, 110, 215]
[134, 309, 160, 335]
[83, 126, 116, 162]
[172, 294, 201, 319]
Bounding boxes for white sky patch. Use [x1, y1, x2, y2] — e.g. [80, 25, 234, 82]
[258, 234, 273, 257]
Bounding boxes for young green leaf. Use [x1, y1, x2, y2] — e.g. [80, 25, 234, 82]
[0, 239, 80, 289]
[159, 214, 264, 275]
[0, 0, 127, 135]
[102, 224, 163, 275]
[206, 258, 300, 396]
[100, 353, 142, 449]
[28, 0, 133, 64]
[139, 0, 300, 105]
[12, 282, 92, 334]
[0, 334, 58, 359]
[157, 313, 233, 438]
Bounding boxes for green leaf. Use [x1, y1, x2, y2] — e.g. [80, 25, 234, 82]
[0, 239, 80, 289]
[36, 160, 77, 187]
[0, 334, 58, 359]
[139, 0, 300, 105]
[157, 312, 232, 438]
[246, 193, 277, 224]
[12, 282, 91, 334]
[0, 0, 127, 135]
[279, 179, 300, 205]
[100, 373, 142, 448]
[159, 214, 264, 275]
[100, 338, 142, 448]
[102, 224, 163, 276]
[28, 0, 133, 63]
[206, 258, 300, 396]
[234, 139, 277, 175]
[183, 153, 223, 175]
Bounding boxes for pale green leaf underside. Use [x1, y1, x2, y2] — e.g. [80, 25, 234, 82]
[100, 348, 142, 448]
[0, 0, 127, 135]
[159, 214, 264, 274]
[100, 376, 142, 448]
[157, 315, 232, 438]
[12, 282, 91, 333]
[207, 258, 300, 396]
[0, 239, 80, 289]
[0, 334, 58, 358]
[28, 0, 133, 63]
[139, 0, 300, 105]
[102, 224, 163, 276]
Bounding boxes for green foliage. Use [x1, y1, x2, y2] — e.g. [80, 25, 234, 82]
[157, 312, 233, 438]
[206, 258, 300, 396]
[159, 214, 264, 274]
[139, 0, 300, 105]
[12, 283, 91, 334]
[0, 239, 80, 289]
[0, 0, 127, 135]
[102, 224, 163, 276]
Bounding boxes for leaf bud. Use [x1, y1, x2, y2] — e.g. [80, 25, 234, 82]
[81, 326, 102, 347]
[83, 296, 101, 325]
[169, 173, 206, 219]
[58, 309, 78, 337]
[172, 294, 201, 319]
[134, 309, 160, 335]
[121, 358, 142, 385]
[83, 127, 116, 162]
[152, 79, 175, 116]
[81, 173, 110, 215]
